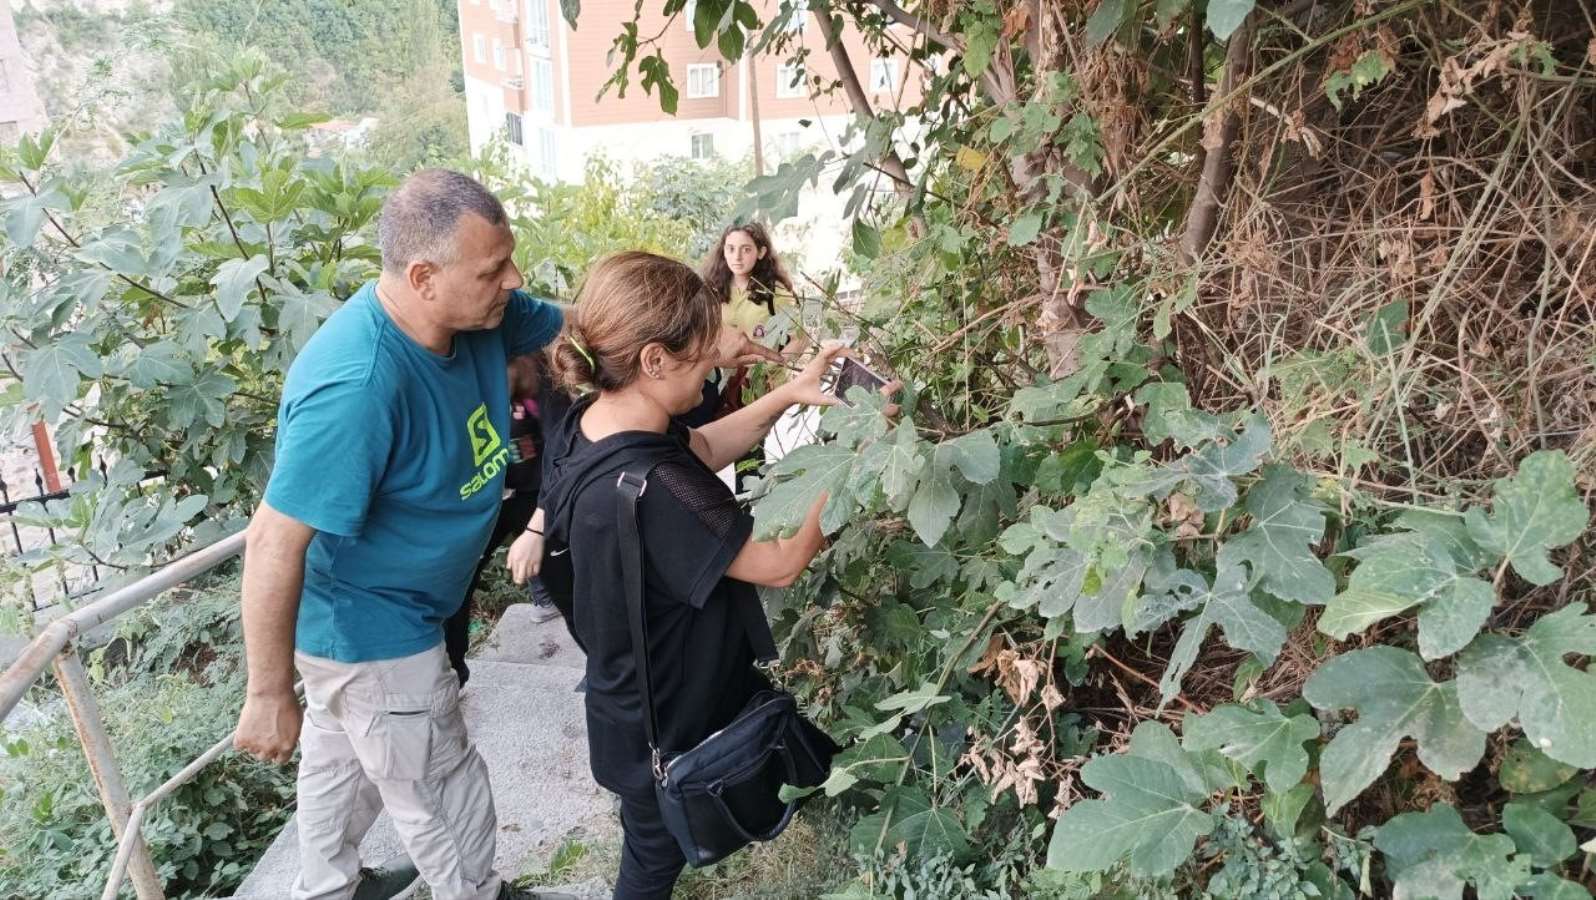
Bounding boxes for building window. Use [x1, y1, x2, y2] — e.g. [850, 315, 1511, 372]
[539, 128, 558, 176]
[526, 0, 551, 50]
[494, 38, 508, 70]
[690, 133, 715, 159]
[509, 48, 524, 78]
[769, 130, 801, 160]
[531, 58, 555, 113]
[473, 34, 487, 64]
[505, 112, 524, 146]
[686, 63, 720, 99]
[774, 62, 804, 99]
[869, 58, 899, 93]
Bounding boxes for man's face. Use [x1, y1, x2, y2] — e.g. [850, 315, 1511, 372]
[425, 213, 523, 330]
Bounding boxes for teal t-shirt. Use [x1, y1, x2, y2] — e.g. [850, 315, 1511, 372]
[264, 281, 562, 663]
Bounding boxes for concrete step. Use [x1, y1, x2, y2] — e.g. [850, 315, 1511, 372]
[473, 602, 585, 670]
[231, 657, 616, 899]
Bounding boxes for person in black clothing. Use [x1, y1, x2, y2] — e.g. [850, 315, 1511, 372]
[537, 252, 893, 900]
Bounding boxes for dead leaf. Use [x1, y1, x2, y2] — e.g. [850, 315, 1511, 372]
[1167, 492, 1204, 539]
[1588, 36, 1596, 67]
[1418, 171, 1436, 221]
[1041, 683, 1066, 711]
[1002, 4, 1031, 40]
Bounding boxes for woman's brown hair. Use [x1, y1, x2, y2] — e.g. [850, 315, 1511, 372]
[699, 221, 795, 316]
[551, 251, 721, 394]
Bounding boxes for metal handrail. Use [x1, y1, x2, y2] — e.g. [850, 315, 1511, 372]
[0, 529, 249, 900]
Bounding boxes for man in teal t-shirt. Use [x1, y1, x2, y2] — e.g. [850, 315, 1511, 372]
[233, 170, 567, 900]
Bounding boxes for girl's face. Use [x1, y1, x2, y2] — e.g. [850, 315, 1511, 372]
[722, 230, 765, 278]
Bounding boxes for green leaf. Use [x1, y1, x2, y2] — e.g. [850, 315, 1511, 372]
[276, 285, 337, 353]
[1521, 875, 1594, 900]
[22, 334, 103, 413]
[1260, 783, 1317, 842]
[1085, 0, 1127, 46]
[886, 542, 959, 589]
[753, 443, 856, 538]
[1304, 647, 1486, 814]
[5, 189, 65, 249]
[1365, 299, 1409, 355]
[1115, 415, 1271, 512]
[1499, 739, 1580, 794]
[941, 430, 1000, 485]
[851, 220, 882, 259]
[211, 255, 269, 321]
[820, 390, 889, 447]
[1455, 602, 1596, 768]
[1181, 700, 1319, 793]
[875, 682, 949, 715]
[1205, 0, 1255, 39]
[560, 0, 580, 28]
[962, 21, 998, 77]
[1008, 211, 1043, 246]
[166, 370, 237, 430]
[1216, 465, 1335, 605]
[123, 341, 190, 389]
[874, 421, 926, 508]
[1046, 755, 1215, 876]
[1374, 804, 1522, 900]
[1136, 382, 1226, 449]
[878, 790, 970, 860]
[906, 454, 959, 547]
[1157, 562, 1286, 704]
[1464, 450, 1588, 586]
[1317, 532, 1494, 660]
[1503, 802, 1577, 867]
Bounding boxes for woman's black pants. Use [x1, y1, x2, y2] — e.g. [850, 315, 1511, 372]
[613, 790, 686, 900]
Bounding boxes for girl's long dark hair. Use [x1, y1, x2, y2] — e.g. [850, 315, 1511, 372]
[699, 222, 796, 316]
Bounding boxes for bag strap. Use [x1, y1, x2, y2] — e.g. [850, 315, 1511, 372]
[615, 466, 664, 780]
[614, 462, 782, 776]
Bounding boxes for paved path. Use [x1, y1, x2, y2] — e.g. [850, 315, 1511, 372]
[232, 606, 618, 898]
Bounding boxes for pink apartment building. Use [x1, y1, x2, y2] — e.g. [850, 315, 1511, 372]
[0, 0, 46, 146]
[457, 0, 921, 182]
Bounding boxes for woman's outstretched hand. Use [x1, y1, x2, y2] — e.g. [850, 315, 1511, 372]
[780, 342, 903, 416]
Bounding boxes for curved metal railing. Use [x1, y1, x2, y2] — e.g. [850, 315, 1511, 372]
[0, 530, 248, 900]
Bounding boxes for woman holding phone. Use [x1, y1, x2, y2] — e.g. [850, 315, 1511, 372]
[538, 252, 892, 899]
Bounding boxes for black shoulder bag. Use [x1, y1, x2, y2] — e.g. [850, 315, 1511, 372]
[615, 467, 838, 867]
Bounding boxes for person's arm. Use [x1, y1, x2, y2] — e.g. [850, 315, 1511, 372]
[691, 343, 853, 471]
[726, 493, 827, 587]
[507, 507, 545, 585]
[233, 501, 315, 764]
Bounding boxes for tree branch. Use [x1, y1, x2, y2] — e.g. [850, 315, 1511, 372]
[1178, 17, 1256, 266]
[866, 0, 962, 52]
[810, 6, 916, 204]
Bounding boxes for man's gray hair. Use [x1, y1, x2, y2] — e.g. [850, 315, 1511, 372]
[378, 169, 508, 274]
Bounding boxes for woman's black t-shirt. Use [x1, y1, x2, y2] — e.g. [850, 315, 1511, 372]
[562, 416, 767, 797]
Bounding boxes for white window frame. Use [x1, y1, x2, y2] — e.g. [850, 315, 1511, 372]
[769, 130, 801, 160]
[686, 63, 721, 99]
[526, 0, 551, 50]
[493, 37, 506, 71]
[473, 34, 487, 64]
[531, 58, 555, 114]
[539, 128, 558, 177]
[690, 132, 715, 159]
[683, 0, 697, 32]
[774, 62, 804, 99]
[869, 58, 899, 94]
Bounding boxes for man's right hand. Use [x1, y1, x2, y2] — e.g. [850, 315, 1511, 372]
[234, 689, 303, 764]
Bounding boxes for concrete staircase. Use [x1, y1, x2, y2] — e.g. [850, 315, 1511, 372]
[231, 605, 618, 898]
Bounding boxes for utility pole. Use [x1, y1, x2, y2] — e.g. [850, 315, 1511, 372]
[748, 53, 765, 177]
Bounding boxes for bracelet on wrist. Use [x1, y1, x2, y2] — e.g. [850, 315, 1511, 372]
[525, 526, 543, 536]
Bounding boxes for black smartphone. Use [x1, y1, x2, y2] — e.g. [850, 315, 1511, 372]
[829, 357, 888, 405]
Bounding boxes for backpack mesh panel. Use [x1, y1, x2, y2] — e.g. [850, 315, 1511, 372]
[653, 461, 741, 539]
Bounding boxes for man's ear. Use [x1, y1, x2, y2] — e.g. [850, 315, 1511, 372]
[406, 260, 437, 301]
